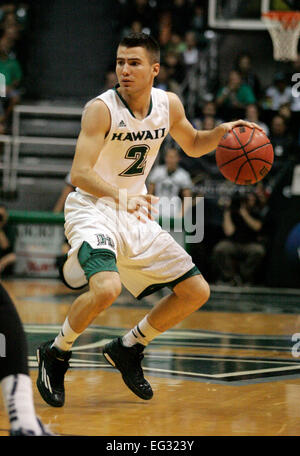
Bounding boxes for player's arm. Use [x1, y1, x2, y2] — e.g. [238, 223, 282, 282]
[168, 92, 262, 158]
[70, 100, 121, 201]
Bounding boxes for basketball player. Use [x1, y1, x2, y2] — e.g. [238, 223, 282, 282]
[36, 33, 261, 407]
[0, 283, 53, 435]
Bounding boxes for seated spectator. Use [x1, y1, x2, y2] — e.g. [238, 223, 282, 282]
[212, 192, 266, 286]
[245, 104, 269, 136]
[164, 51, 185, 84]
[101, 70, 118, 92]
[190, 4, 205, 35]
[53, 172, 75, 213]
[164, 32, 186, 56]
[170, 0, 193, 37]
[235, 52, 261, 100]
[182, 31, 199, 67]
[0, 205, 16, 276]
[193, 101, 223, 129]
[148, 147, 193, 218]
[269, 115, 295, 166]
[154, 64, 182, 98]
[0, 33, 22, 127]
[278, 103, 292, 127]
[216, 70, 256, 120]
[264, 72, 292, 111]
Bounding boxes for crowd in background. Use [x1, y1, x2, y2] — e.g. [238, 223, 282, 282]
[113, 0, 300, 286]
[1, 0, 299, 287]
[0, 2, 29, 132]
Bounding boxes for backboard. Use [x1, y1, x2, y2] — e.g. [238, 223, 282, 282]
[208, 0, 297, 30]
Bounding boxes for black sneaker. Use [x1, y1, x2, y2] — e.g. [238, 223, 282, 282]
[10, 418, 55, 436]
[36, 340, 71, 407]
[102, 338, 153, 400]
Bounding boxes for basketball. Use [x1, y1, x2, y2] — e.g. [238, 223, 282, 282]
[216, 126, 274, 185]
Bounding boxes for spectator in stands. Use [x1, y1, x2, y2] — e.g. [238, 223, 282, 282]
[194, 115, 220, 178]
[182, 31, 199, 67]
[269, 115, 295, 165]
[235, 52, 261, 100]
[154, 63, 182, 98]
[170, 0, 192, 36]
[193, 101, 223, 130]
[264, 72, 292, 111]
[216, 70, 256, 120]
[164, 51, 185, 84]
[0, 205, 16, 276]
[53, 172, 75, 213]
[165, 32, 186, 56]
[124, 0, 155, 31]
[101, 70, 118, 92]
[212, 191, 265, 286]
[148, 147, 193, 218]
[190, 4, 205, 36]
[245, 104, 269, 136]
[121, 20, 143, 38]
[0, 33, 22, 126]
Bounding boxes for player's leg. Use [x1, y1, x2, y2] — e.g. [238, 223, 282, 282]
[145, 274, 210, 331]
[0, 283, 52, 435]
[36, 267, 121, 407]
[103, 273, 209, 400]
[36, 192, 122, 407]
[103, 227, 210, 400]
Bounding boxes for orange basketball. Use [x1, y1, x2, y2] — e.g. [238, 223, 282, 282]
[216, 126, 274, 185]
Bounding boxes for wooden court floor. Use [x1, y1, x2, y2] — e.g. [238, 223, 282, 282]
[1, 278, 300, 436]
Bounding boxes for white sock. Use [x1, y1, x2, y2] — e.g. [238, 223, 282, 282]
[52, 317, 80, 352]
[122, 316, 162, 347]
[1, 374, 41, 434]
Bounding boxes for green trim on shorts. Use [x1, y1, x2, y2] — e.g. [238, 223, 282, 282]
[137, 265, 201, 300]
[78, 241, 118, 281]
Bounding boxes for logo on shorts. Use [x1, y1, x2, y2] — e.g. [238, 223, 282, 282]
[95, 234, 115, 249]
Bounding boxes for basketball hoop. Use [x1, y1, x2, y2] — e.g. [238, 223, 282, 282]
[262, 11, 300, 61]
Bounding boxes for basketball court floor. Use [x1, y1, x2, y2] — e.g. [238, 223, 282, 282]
[1, 278, 300, 436]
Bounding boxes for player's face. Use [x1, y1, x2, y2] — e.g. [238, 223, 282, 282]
[116, 46, 159, 93]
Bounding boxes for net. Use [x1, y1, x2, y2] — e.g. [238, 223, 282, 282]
[262, 11, 300, 61]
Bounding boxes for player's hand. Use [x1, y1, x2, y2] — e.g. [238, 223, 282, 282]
[124, 194, 159, 223]
[221, 119, 264, 134]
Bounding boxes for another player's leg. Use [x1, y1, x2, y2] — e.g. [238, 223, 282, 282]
[0, 283, 53, 435]
[103, 274, 210, 399]
[36, 271, 121, 407]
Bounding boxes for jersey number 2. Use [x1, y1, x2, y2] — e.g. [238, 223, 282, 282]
[119, 145, 149, 177]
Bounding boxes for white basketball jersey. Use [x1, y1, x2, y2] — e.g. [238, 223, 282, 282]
[79, 85, 169, 197]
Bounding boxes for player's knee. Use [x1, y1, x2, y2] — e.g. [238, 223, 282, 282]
[175, 275, 210, 310]
[89, 275, 121, 312]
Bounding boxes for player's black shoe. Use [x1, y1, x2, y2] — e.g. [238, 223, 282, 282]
[10, 418, 55, 436]
[102, 338, 153, 400]
[36, 340, 71, 408]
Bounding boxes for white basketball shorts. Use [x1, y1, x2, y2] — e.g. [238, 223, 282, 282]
[63, 191, 200, 299]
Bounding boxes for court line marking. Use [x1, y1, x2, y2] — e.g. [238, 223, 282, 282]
[142, 365, 300, 378]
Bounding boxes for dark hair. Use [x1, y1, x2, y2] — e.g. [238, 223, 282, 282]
[119, 32, 160, 63]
